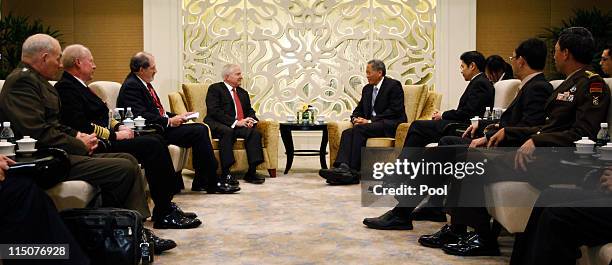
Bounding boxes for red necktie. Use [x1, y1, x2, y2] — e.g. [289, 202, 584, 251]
[232, 88, 244, 120]
[146, 82, 165, 116]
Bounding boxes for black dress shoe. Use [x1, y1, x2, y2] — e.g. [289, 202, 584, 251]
[153, 210, 202, 229]
[244, 172, 266, 184]
[418, 224, 465, 248]
[206, 175, 241, 194]
[319, 163, 352, 180]
[442, 232, 500, 256]
[362, 209, 413, 230]
[226, 174, 239, 186]
[144, 228, 177, 254]
[327, 171, 360, 185]
[170, 202, 197, 219]
[411, 207, 447, 222]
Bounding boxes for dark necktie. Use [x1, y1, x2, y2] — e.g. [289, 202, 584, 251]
[232, 87, 244, 120]
[146, 82, 165, 116]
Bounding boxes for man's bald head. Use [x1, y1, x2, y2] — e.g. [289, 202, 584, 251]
[62, 44, 96, 82]
[20, 34, 62, 80]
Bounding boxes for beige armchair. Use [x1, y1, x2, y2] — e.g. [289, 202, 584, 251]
[173, 83, 279, 178]
[328, 84, 441, 166]
[89, 81, 189, 173]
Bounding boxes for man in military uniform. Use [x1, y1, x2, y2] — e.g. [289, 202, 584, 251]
[419, 27, 610, 257]
[0, 34, 150, 219]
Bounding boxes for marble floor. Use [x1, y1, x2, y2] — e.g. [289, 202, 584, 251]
[149, 156, 511, 265]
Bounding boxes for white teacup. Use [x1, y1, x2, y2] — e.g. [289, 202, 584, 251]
[134, 116, 146, 128]
[574, 137, 595, 153]
[123, 118, 135, 129]
[286, 115, 296, 122]
[470, 116, 480, 128]
[16, 136, 37, 151]
[0, 139, 16, 155]
[316, 115, 325, 123]
[600, 143, 612, 160]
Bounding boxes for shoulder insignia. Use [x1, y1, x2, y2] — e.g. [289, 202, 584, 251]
[569, 86, 576, 93]
[585, 70, 599, 79]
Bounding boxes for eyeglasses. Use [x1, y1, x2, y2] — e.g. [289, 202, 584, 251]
[602, 57, 610, 62]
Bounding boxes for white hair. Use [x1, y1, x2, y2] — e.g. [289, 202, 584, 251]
[222, 64, 240, 79]
[21, 34, 58, 61]
[62, 44, 91, 69]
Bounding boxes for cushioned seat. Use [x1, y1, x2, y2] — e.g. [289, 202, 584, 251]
[45, 181, 97, 211]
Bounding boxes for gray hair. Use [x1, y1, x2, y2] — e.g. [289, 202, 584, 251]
[367, 59, 386, 76]
[62, 44, 90, 69]
[222, 64, 240, 79]
[21, 34, 58, 61]
[130, 51, 153, 72]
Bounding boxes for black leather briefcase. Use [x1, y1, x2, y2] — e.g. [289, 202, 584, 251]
[60, 208, 153, 265]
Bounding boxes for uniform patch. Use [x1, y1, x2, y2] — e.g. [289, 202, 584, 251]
[570, 86, 577, 93]
[590, 82, 603, 93]
[556, 91, 572, 102]
[593, 96, 600, 106]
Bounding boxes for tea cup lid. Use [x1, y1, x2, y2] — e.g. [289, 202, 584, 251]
[134, 116, 145, 121]
[601, 143, 612, 150]
[470, 116, 480, 121]
[574, 137, 595, 145]
[0, 139, 14, 146]
[16, 136, 36, 143]
[123, 118, 134, 122]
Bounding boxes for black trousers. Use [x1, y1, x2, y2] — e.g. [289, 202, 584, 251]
[106, 134, 176, 218]
[164, 123, 218, 186]
[210, 124, 263, 173]
[511, 189, 612, 265]
[66, 153, 150, 218]
[335, 122, 390, 170]
[0, 174, 90, 265]
[403, 119, 454, 147]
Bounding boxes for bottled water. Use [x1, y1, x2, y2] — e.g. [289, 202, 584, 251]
[0, 122, 15, 143]
[125, 107, 134, 120]
[483, 107, 491, 120]
[596, 123, 609, 147]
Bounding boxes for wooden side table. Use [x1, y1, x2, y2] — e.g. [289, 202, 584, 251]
[279, 122, 328, 174]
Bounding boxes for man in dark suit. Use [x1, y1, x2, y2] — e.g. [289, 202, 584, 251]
[446, 38, 553, 147]
[117, 52, 239, 193]
[204, 64, 265, 184]
[0, 34, 149, 219]
[318, 59, 406, 185]
[401, 51, 495, 148]
[56, 44, 200, 237]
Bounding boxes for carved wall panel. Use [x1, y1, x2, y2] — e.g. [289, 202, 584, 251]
[183, 0, 436, 119]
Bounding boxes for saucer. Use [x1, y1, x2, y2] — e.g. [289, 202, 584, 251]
[599, 156, 612, 161]
[16, 149, 37, 154]
[1, 153, 16, 157]
[574, 150, 595, 155]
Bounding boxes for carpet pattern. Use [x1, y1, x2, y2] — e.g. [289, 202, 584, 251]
[149, 157, 511, 265]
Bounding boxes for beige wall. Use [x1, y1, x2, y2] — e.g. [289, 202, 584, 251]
[477, 0, 612, 62]
[2, 0, 143, 83]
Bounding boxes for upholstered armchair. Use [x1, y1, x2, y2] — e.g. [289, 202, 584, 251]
[174, 83, 279, 178]
[88, 81, 189, 174]
[327, 84, 442, 166]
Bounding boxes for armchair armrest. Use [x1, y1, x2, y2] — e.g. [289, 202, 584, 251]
[327, 121, 353, 166]
[256, 119, 279, 170]
[394, 122, 412, 149]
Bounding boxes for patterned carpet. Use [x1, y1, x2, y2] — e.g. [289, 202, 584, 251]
[148, 157, 512, 265]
